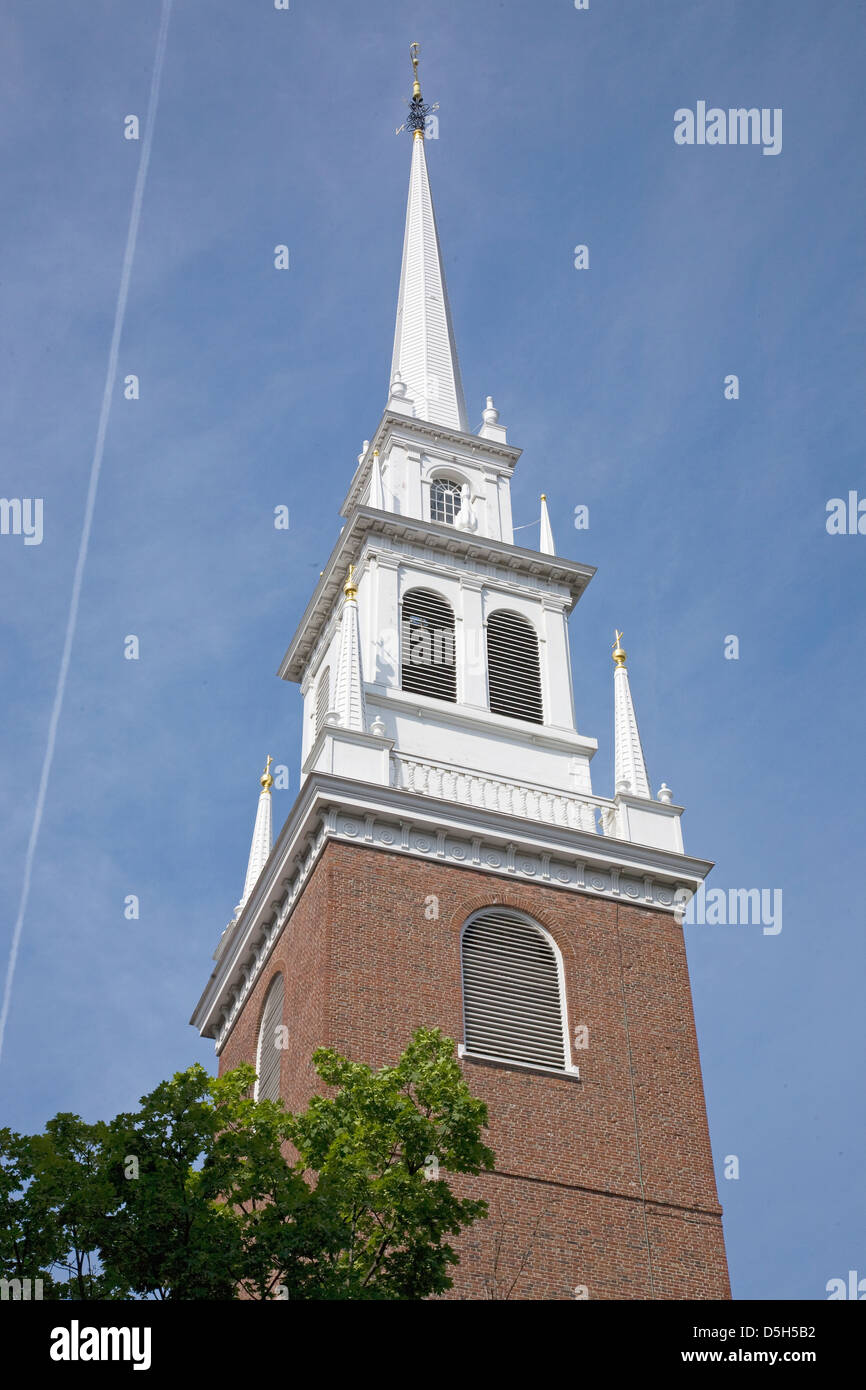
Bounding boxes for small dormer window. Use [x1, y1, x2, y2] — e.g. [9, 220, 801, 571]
[431, 478, 462, 525]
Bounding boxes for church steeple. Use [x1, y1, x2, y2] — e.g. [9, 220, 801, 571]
[390, 44, 468, 433]
[194, 50, 728, 1301]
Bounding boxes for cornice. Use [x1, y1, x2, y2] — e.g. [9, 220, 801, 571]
[365, 686, 599, 758]
[191, 774, 712, 1053]
[341, 410, 523, 518]
[278, 506, 596, 684]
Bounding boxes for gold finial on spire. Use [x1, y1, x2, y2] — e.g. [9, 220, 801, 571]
[540, 493, 547, 501]
[612, 630, 627, 667]
[410, 41, 421, 99]
[396, 42, 437, 141]
[260, 753, 274, 791]
[344, 564, 358, 599]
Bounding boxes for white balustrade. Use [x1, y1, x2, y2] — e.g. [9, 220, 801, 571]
[391, 752, 603, 834]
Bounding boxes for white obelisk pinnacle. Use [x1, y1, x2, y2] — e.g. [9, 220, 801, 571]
[369, 449, 385, 509]
[236, 756, 275, 913]
[333, 568, 367, 732]
[539, 494, 556, 555]
[612, 632, 651, 799]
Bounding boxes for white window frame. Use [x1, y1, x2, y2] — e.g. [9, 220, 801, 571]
[458, 908, 579, 1076]
[429, 473, 466, 526]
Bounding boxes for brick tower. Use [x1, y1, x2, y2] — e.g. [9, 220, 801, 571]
[191, 47, 730, 1301]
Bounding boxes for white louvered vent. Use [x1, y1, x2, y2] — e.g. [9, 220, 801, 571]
[315, 666, 330, 734]
[401, 588, 456, 702]
[254, 974, 285, 1102]
[487, 611, 543, 724]
[462, 910, 568, 1070]
[430, 478, 462, 525]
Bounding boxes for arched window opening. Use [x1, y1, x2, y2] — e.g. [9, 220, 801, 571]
[254, 974, 285, 1102]
[430, 478, 463, 526]
[486, 611, 543, 724]
[462, 910, 568, 1071]
[401, 588, 456, 702]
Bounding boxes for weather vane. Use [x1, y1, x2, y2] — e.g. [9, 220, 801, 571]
[395, 42, 439, 137]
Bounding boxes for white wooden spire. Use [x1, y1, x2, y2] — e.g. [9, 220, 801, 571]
[612, 633, 651, 799]
[390, 57, 468, 433]
[236, 757, 274, 914]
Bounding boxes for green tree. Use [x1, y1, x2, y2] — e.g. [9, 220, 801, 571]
[97, 1065, 251, 1299]
[0, 1117, 117, 1298]
[98, 1061, 347, 1300]
[1, 1029, 493, 1300]
[0, 1127, 64, 1295]
[288, 1027, 494, 1299]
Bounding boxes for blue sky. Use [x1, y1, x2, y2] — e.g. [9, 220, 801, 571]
[1, 0, 863, 1301]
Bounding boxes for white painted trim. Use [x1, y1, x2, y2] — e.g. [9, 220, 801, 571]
[365, 685, 598, 758]
[191, 773, 712, 1054]
[278, 507, 595, 684]
[341, 411, 521, 520]
[459, 906, 576, 1075]
[426, 462, 472, 487]
[485, 602, 543, 639]
[458, 1044, 580, 1081]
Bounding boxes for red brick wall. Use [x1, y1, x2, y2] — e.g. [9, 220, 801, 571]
[218, 839, 730, 1300]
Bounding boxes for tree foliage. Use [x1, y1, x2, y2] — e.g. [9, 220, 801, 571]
[0, 1029, 493, 1300]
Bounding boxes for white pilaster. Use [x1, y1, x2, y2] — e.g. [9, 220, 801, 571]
[542, 602, 576, 731]
[373, 555, 400, 690]
[459, 579, 487, 710]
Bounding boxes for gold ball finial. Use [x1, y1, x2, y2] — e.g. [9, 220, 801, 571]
[260, 753, 274, 791]
[344, 564, 358, 599]
[612, 630, 627, 666]
[541, 493, 547, 501]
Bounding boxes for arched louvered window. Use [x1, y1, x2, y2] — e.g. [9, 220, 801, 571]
[315, 666, 330, 734]
[461, 909, 569, 1071]
[401, 588, 456, 702]
[254, 974, 285, 1102]
[430, 478, 462, 525]
[486, 610, 543, 724]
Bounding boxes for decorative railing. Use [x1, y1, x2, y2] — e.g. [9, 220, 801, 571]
[390, 751, 608, 834]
